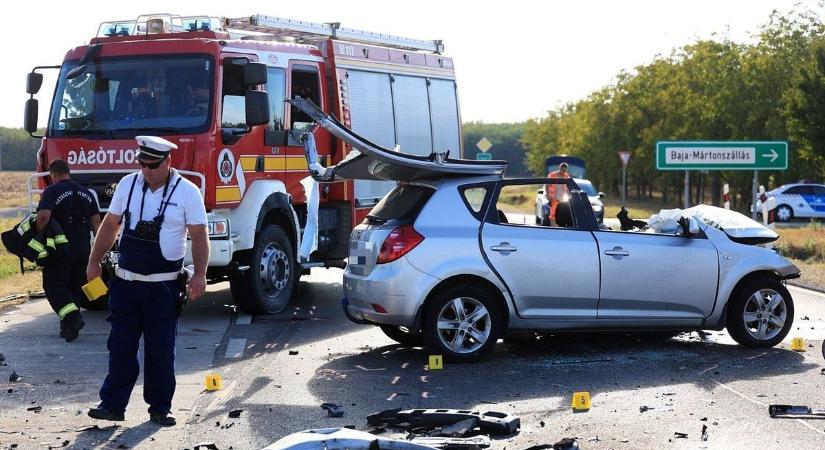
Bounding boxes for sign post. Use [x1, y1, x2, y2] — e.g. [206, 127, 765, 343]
[656, 141, 787, 210]
[618, 150, 631, 207]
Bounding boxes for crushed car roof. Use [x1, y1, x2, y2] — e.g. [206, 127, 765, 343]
[289, 97, 508, 182]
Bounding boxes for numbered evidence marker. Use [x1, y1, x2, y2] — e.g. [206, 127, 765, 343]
[204, 373, 223, 391]
[571, 391, 591, 411]
[428, 355, 443, 370]
[791, 337, 806, 352]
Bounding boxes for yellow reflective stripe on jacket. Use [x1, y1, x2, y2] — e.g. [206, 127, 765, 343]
[20, 220, 31, 233]
[58, 303, 79, 319]
[46, 237, 55, 249]
[27, 239, 45, 252]
[54, 234, 68, 244]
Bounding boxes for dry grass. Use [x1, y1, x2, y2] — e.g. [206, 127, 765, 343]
[0, 171, 35, 209]
[775, 222, 825, 262]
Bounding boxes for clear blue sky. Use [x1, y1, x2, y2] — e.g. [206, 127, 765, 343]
[0, 0, 808, 128]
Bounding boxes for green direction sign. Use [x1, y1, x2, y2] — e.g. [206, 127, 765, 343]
[476, 152, 492, 160]
[656, 141, 788, 170]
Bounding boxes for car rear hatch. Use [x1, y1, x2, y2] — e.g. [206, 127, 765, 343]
[348, 183, 435, 277]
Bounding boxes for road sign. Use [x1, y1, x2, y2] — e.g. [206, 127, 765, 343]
[476, 137, 492, 153]
[476, 152, 492, 160]
[618, 150, 631, 167]
[656, 141, 788, 170]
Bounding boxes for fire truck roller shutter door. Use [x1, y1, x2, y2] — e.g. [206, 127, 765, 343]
[392, 75, 433, 156]
[428, 78, 461, 158]
[345, 70, 396, 206]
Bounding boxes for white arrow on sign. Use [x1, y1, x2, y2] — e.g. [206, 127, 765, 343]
[762, 148, 779, 162]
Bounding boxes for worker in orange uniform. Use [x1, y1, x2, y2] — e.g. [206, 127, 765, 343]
[546, 162, 570, 224]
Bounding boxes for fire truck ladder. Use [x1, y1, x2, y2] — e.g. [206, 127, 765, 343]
[224, 15, 444, 54]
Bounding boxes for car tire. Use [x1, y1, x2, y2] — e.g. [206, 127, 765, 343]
[379, 325, 423, 346]
[727, 277, 794, 348]
[423, 285, 501, 362]
[775, 204, 793, 222]
[229, 225, 297, 315]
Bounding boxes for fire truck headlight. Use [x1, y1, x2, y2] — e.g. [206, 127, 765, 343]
[208, 219, 229, 238]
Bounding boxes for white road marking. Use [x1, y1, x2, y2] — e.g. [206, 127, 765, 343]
[789, 284, 825, 299]
[235, 313, 252, 325]
[225, 338, 246, 359]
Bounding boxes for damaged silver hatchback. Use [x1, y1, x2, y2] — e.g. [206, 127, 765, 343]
[292, 98, 801, 363]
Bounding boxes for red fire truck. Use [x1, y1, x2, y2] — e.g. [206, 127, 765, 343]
[23, 13, 462, 314]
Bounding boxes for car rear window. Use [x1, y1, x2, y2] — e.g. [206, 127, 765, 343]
[367, 184, 435, 223]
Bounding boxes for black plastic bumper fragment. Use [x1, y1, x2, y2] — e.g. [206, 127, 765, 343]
[366, 408, 520, 435]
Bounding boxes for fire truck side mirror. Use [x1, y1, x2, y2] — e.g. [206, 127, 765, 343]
[245, 91, 270, 126]
[26, 72, 43, 94]
[244, 63, 267, 86]
[24, 99, 39, 134]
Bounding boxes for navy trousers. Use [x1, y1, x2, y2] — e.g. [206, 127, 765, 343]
[99, 277, 180, 415]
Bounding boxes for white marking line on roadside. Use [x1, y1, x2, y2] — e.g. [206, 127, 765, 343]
[225, 338, 246, 359]
[698, 359, 825, 437]
[789, 284, 825, 299]
[235, 313, 252, 325]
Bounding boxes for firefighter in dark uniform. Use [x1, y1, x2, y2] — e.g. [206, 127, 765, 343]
[85, 136, 208, 426]
[36, 159, 101, 342]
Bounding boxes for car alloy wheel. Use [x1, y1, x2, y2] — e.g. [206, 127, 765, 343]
[727, 278, 794, 348]
[776, 205, 793, 222]
[435, 297, 492, 354]
[742, 288, 787, 342]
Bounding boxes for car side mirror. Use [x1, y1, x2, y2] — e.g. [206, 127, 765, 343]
[245, 90, 269, 126]
[27, 72, 43, 94]
[598, 192, 606, 199]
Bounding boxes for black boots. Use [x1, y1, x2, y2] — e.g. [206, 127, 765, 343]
[60, 311, 85, 342]
[149, 412, 177, 426]
[88, 405, 125, 421]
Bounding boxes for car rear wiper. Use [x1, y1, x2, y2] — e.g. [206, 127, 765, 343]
[365, 214, 387, 225]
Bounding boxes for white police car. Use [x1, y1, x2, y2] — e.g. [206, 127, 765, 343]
[758, 182, 825, 221]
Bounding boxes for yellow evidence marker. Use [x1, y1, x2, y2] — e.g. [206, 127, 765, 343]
[428, 355, 443, 370]
[571, 391, 591, 411]
[81, 276, 108, 301]
[204, 373, 223, 391]
[791, 337, 806, 352]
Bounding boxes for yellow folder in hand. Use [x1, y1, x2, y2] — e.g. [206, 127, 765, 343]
[81, 276, 108, 301]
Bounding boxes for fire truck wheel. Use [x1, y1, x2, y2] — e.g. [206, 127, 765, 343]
[230, 224, 297, 314]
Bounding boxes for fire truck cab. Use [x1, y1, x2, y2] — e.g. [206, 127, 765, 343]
[23, 14, 462, 314]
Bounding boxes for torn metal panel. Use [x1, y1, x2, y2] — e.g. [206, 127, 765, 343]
[289, 97, 508, 182]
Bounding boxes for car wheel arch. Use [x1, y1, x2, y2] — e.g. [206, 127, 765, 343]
[775, 204, 794, 221]
[721, 270, 784, 321]
[414, 275, 509, 334]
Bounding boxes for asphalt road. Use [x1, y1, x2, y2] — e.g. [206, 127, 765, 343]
[1, 271, 825, 450]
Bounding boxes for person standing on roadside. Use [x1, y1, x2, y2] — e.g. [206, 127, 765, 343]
[86, 136, 208, 426]
[36, 159, 101, 341]
[546, 162, 571, 224]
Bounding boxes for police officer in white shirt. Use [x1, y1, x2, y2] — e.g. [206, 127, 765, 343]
[85, 136, 209, 426]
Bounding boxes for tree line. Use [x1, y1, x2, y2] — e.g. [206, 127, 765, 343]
[0, 128, 39, 171]
[521, 5, 825, 210]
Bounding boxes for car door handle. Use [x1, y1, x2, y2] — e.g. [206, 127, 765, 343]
[490, 242, 518, 254]
[604, 247, 630, 257]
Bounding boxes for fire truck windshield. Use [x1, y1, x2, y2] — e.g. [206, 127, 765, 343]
[48, 55, 214, 138]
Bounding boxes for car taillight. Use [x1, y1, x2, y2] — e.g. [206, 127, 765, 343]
[376, 225, 424, 264]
